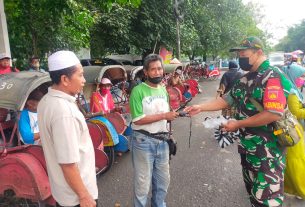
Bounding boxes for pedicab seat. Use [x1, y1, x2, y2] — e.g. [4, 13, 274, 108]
[0, 108, 8, 122]
[104, 112, 127, 135]
[0, 108, 17, 148]
[87, 122, 104, 150]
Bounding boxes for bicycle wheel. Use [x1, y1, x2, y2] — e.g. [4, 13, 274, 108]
[102, 146, 115, 173]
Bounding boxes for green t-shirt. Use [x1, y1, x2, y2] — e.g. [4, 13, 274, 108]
[129, 82, 170, 133]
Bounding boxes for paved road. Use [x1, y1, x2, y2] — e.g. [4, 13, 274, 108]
[97, 73, 305, 207]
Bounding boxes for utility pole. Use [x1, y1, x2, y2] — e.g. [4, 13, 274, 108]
[176, 14, 181, 60]
[0, 0, 11, 57]
[173, 0, 184, 60]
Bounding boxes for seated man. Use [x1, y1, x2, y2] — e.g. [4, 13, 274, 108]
[90, 78, 116, 114]
[90, 78, 127, 156]
[18, 89, 44, 144]
[27, 57, 46, 72]
[168, 69, 193, 100]
[168, 69, 184, 87]
[0, 53, 19, 75]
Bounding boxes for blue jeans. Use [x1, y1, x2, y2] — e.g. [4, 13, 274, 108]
[131, 131, 170, 207]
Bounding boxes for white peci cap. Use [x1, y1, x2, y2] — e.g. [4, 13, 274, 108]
[101, 78, 112, 85]
[0, 53, 11, 60]
[48, 50, 80, 71]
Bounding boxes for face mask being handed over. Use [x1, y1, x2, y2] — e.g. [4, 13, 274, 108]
[147, 76, 163, 84]
[238, 57, 253, 71]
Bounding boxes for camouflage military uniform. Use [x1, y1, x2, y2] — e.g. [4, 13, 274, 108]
[223, 60, 292, 207]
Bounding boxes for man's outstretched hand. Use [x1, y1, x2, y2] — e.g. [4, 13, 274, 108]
[184, 105, 202, 116]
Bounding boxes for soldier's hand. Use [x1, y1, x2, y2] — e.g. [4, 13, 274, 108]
[222, 120, 240, 132]
[184, 105, 202, 116]
[164, 111, 179, 121]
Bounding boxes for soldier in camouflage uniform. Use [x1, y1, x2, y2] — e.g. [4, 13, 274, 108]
[185, 36, 292, 207]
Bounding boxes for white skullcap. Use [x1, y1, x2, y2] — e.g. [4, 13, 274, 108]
[48, 50, 80, 71]
[0, 53, 11, 60]
[101, 78, 112, 85]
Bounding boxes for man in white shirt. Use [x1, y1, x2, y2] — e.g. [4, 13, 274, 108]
[37, 51, 98, 207]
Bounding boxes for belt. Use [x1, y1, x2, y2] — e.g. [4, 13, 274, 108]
[135, 130, 169, 141]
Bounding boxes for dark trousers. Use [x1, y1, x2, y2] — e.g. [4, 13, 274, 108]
[56, 200, 98, 207]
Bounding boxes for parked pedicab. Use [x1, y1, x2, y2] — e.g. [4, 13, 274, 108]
[165, 64, 201, 110]
[187, 61, 220, 81]
[163, 63, 183, 82]
[0, 72, 54, 206]
[0, 71, 109, 206]
[82, 65, 131, 170]
[203, 63, 221, 80]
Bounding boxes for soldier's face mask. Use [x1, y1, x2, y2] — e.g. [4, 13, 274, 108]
[238, 50, 258, 71]
[238, 57, 252, 71]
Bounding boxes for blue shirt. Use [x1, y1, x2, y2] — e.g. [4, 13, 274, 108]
[18, 109, 39, 144]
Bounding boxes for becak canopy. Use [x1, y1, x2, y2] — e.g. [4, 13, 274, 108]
[0, 71, 51, 111]
[170, 58, 181, 64]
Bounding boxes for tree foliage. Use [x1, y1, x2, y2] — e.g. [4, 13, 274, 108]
[4, 0, 141, 67]
[275, 20, 305, 52]
[4, 0, 265, 67]
[90, 4, 134, 57]
[185, 0, 264, 60]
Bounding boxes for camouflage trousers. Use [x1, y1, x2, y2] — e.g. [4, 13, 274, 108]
[241, 154, 285, 207]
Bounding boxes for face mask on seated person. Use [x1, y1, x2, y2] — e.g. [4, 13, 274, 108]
[100, 87, 110, 95]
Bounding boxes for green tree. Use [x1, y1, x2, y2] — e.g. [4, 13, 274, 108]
[90, 0, 177, 58]
[186, 0, 264, 60]
[129, 0, 176, 56]
[90, 4, 134, 57]
[4, 0, 141, 68]
[275, 20, 305, 52]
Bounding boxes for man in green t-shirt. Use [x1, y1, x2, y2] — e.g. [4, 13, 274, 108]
[129, 54, 179, 207]
[185, 36, 292, 207]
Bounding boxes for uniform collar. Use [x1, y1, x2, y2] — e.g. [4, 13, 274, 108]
[48, 87, 76, 103]
[257, 60, 270, 73]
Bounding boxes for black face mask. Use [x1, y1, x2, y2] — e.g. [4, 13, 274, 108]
[239, 57, 253, 71]
[147, 76, 163, 84]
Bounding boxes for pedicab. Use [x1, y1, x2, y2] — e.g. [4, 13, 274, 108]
[182, 62, 191, 79]
[202, 63, 220, 80]
[0, 71, 109, 206]
[0, 71, 54, 206]
[82, 65, 130, 170]
[163, 63, 184, 83]
[129, 66, 145, 86]
[165, 65, 200, 109]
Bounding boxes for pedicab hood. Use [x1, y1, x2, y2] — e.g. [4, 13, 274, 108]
[0, 71, 51, 111]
